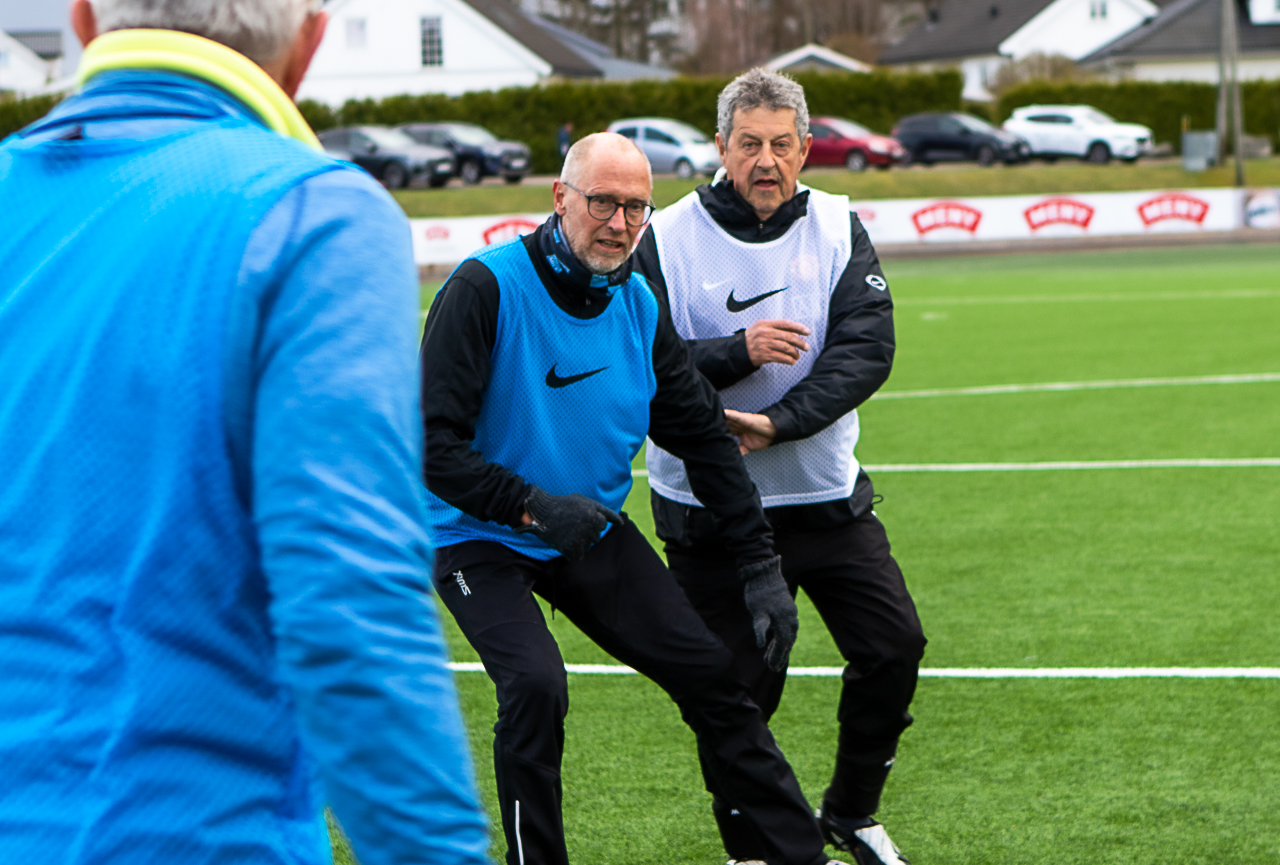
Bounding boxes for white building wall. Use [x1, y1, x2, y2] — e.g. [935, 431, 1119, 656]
[1112, 54, 1280, 81]
[0, 31, 53, 96]
[298, 0, 552, 104]
[1249, 0, 1280, 24]
[960, 55, 1006, 101]
[999, 0, 1159, 61]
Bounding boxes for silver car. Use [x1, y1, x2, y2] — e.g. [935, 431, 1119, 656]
[607, 117, 721, 179]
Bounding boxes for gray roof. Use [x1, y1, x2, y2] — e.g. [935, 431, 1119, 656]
[1082, 0, 1280, 63]
[460, 0, 602, 77]
[530, 16, 676, 80]
[878, 0, 1054, 64]
[6, 29, 62, 59]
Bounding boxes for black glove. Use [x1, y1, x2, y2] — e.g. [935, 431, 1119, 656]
[740, 556, 797, 672]
[515, 486, 623, 562]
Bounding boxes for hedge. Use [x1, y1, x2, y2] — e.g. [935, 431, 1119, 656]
[0, 94, 62, 141]
[996, 80, 1280, 153]
[1, 71, 961, 173]
[301, 70, 963, 174]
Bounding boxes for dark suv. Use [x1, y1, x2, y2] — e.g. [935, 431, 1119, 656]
[317, 126, 455, 188]
[398, 123, 532, 185]
[892, 113, 1030, 166]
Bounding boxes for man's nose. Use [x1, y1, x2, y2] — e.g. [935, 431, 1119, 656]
[757, 145, 777, 168]
[606, 206, 629, 233]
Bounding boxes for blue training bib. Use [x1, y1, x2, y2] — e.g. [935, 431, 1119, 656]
[425, 239, 659, 559]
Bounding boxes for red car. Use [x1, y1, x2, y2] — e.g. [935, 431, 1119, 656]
[805, 116, 906, 172]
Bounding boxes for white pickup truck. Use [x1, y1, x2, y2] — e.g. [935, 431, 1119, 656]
[1003, 105, 1154, 164]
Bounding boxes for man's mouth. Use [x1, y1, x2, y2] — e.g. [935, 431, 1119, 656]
[752, 176, 780, 192]
[595, 237, 626, 253]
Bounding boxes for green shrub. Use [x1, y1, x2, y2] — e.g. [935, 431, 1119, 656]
[0, 94, 63, 141]
[322, 70, 962, 173]
[1, 70, 965, 174]
[996, 80, 1280, 153]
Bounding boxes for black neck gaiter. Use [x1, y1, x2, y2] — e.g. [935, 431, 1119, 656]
[536, 213, 633, 305]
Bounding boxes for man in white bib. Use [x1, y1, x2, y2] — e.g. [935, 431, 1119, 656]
[634, 69, 926, 865]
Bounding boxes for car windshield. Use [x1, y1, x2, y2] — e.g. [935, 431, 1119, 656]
[445, 124, 499, 145]
[360, 127, 419, 149]
[825, 118, 874, 139]
[1083, 108, 1117, 125]
[954, 114, 999, 134]
[663, 121, 711, 144]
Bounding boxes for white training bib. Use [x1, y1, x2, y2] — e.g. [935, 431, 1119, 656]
[646, 186, 860, 508]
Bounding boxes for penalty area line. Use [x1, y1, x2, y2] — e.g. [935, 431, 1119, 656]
[447, 663, 1280, 679]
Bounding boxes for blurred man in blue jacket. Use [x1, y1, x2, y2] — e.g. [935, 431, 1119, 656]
[0, 2, 490, 864]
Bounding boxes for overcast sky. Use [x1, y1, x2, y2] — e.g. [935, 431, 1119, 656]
[1, 0, 81, 75]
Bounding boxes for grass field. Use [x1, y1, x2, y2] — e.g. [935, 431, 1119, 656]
[392, 157, 1280, 218]
[337, 242, 1280, 864]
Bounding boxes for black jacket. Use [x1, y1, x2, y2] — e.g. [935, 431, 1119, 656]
[420, 224, 776, 566]
[633, 181, 895, 540]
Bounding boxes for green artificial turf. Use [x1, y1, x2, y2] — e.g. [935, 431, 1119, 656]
[336, 242, 1280, 864]
[391, 158, 1280, 218]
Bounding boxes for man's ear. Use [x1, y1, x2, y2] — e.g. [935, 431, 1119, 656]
[552, 180, 568, 216]
[277, 11, 328, 99]
[797, 132, 812, 164]
[715, 132, 728, 164]
[71, 0, 98, 47]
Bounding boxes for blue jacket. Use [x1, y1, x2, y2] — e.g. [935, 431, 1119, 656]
[0, 71, 489, 865]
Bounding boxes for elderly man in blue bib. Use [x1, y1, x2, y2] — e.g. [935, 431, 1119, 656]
[634, 69, 928, 865]
[421, 132, 834, 865]
[0, 1, 489, 863]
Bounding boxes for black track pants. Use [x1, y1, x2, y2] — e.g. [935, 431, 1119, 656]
[434, 520, 828, 865]
[665, 511, 927, 860]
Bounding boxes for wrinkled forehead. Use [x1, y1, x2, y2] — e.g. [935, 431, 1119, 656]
[730, 106, 800, 141]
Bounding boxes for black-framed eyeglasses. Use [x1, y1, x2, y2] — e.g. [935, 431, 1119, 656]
[562, 181, 655, 227]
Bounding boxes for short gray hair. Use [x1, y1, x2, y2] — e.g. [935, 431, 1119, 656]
[91, 0, 317, 65]
[717, 68, 810, 142]
[561, 132, 651, 188]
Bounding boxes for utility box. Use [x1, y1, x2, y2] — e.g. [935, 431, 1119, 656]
[1182, 131, 1218, 171]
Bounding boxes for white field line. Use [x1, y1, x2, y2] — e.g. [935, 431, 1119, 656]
[862, 458, 1280, 473]
[896, 288, 1280, 307]
[448, 662, 1280, 679]
[873, 372, 1280, 401]
[632, 459, 1280, 478]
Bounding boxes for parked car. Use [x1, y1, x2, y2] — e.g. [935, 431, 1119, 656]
[398, 122, 531, 185]
[1002, 105, 1155, 164]
[891, 112, 1030, 166]
[606, 118, 721, 178]
[806, 116, 906, 172]
[318, 126, 455, 188]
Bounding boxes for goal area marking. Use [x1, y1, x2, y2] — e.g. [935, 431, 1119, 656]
[872, 372, 1280, 401]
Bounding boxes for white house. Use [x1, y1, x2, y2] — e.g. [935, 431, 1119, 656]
[879, 0, 1159, 100]
[298, 0, 668, 104]
[0, 30, 56, 96]
[1082, 0, 1280, 82]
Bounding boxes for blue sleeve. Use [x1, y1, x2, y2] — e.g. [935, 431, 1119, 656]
[234, 168, 491, 865]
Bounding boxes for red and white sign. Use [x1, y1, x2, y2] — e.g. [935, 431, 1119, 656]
[408, 188, 1265, 265]
[912, 201, 982, 235]
[1137, 193, 1210, 227]
[1024, 197, 1094, 231]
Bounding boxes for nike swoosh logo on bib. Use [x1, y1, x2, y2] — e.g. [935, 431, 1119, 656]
[545, 364, 609, 388]
[726, 287, 787, 312]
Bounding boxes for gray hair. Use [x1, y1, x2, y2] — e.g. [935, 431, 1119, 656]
[91, 0, 317, 65]
[717, 68, 810, 142]
[561, 132, 652, 188]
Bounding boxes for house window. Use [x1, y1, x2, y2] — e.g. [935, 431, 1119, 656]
[346, 18, 367, 49]
[420, 17, 443, 67]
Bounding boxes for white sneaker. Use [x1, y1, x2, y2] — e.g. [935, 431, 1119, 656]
[816, 809, 910, 865]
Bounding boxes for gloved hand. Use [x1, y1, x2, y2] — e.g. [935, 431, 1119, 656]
[739, 555, 797, 672]
[515, 486, 623, 562]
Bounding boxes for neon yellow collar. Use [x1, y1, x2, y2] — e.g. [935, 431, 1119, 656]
[78, 29, 321, 150]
